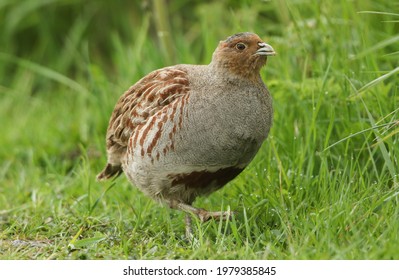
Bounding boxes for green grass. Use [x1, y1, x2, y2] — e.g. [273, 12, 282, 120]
[0, 0, 398, 259]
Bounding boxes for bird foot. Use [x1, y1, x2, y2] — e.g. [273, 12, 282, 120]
[196, 208, 234, 222]
[169, 201, 234, 239]
[173, 202, 234, 222]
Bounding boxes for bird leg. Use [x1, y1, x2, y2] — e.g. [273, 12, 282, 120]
[170, 201, 231, 222]
[184, 214, 193, 239]
[169, 201, 233, 238]
[176, 202, 233, 222]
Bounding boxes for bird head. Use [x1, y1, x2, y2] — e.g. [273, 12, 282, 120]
[211, 32, 276, 81]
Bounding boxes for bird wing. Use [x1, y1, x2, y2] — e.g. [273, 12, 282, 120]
[97, 66, 190, 180]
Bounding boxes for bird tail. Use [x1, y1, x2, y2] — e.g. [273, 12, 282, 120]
[96, 163, 123, 181]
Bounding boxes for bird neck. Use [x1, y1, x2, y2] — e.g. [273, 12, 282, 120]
[209, 60, 264, 84]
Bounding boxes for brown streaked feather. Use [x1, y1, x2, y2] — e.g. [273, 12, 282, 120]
[96, 67, 190, 181]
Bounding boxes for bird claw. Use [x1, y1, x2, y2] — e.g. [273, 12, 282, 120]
[197, 209, 235, 222]
[172, 201, 235, 238]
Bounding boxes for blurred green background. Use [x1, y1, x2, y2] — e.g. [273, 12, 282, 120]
[0, 0, 398, 259]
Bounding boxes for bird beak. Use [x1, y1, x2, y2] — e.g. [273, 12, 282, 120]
[256, 42, 276, 56]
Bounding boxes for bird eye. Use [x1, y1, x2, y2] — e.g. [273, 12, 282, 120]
[235, 43, 246, 51]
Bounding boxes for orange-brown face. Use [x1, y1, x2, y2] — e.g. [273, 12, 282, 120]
[211, 32, 275, 80]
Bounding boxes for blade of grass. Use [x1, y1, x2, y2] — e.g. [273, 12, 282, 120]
[89, 181, 117, 215]
[352, 36, 399, 60]
[358, 11, 399, 17]
[323, 121, 398, 151]
[0, 52, 89, 95]
[360, 97, 398, 186]
[152, 0, 176, 65]
[348, 67, 399, 100]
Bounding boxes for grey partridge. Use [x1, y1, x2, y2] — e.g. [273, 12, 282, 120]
[97, 32, 275, 237]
